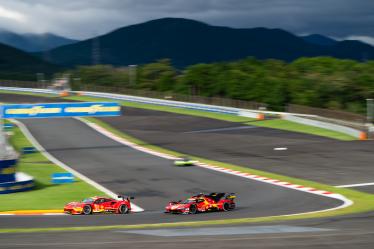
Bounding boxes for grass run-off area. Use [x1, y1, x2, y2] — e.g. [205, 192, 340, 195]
[0, 89, 356, 140]
[65, 95, 355, 141]
[0, 122, 105, 211]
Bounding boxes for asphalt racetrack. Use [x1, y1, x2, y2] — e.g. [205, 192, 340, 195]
[1, 92, 374, 249]
[100, 108, 374, 189]
[0, 117, 340, 228]
[2, 93, 373, 189]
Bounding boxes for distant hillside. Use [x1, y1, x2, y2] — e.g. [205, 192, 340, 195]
[44, 18, 374, 67]
[0, 42, 61, 80]
[301, 34, 337, 46]
[0, 30, 78, 52]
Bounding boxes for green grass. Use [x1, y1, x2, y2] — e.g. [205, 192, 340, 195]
[0, 123, 106, 211]
[250, 119, 356, 140]
[0, 90, 58, 99]
[67, 95, 256, 123]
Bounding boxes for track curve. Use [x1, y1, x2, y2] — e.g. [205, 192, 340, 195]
[1, 116, 340, 228]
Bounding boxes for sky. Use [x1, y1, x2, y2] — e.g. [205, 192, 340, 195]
[0, 0, 373, 45]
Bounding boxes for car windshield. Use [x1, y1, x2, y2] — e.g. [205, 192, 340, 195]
[82, 198, 94, 203]
[180, 199, 196, 204]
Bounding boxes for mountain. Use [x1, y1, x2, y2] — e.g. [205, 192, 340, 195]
[301, 34, 337, 46]
[43, 18, 374, 68]
[0, 42, 61, 80]
[0, 30, 78, 52]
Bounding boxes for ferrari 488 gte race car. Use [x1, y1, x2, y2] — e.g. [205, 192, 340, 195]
[64, 196, 134, 215]
[165, 193, 236, 214]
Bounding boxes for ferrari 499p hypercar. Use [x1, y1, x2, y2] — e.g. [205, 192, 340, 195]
[64, 196, 134, 215]
[165, 193, 236, 214]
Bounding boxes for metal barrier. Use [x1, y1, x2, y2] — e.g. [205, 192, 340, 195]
[283, 114, 365, 139]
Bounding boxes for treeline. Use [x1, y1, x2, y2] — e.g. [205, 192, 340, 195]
[68, 57, 374, 113]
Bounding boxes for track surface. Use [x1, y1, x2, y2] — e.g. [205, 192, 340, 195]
[1, 93, 374, 248]
[2, 93, 373, 189]
[1, 212, 374, 249]
[100, 108, 374, 189]
[0, 118, 339, 228]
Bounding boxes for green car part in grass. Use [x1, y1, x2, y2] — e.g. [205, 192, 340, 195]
[174, 157, 197, 166]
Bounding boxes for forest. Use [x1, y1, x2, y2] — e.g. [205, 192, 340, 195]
[68, 57, 374, 113]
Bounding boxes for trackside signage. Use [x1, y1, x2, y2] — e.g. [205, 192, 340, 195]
[1, 102, 121, 119]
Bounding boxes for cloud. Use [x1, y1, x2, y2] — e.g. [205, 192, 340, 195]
[0, 5, 25, 22]
[0, 0, 372, 41]
[342, 36, 374, 46]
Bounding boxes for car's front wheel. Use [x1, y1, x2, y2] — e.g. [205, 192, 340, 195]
[223, 202, 230, 211]
[82, 205, 92, 215]
[189, 204, 198, 214]
[118, 204, 129, 214]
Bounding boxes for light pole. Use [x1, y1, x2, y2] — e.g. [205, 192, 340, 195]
[367, 98, 374, 124]
[128, 65, 137, 86]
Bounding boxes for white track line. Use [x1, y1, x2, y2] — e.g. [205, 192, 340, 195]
[11, 119, 144, 213]
[335, 182, 374, 188]
[77, 118, 353, 216]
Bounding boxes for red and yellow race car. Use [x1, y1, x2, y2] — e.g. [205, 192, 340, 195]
[64, 196, 134, 215]
[165, 193, 236, 214]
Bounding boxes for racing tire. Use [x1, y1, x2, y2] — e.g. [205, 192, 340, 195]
[82, 205, 92, 215]
[223, 202, 230, 212]
[118, 204, 129, 214]
[189, 204, 198, 214]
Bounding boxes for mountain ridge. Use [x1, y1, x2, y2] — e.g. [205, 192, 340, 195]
[0, 30, 78, 52]
[42, 18, 374, 67]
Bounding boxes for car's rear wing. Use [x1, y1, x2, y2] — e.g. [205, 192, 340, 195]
[225, 193, 236, 199]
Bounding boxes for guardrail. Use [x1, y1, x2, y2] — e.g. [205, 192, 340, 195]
[0, 86, 368, 139]
[0, 86, 264, 119]
[283, 114, 366, 139]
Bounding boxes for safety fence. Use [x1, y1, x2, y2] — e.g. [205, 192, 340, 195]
[0, 80, 266, 111]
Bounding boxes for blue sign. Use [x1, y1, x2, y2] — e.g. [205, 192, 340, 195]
[1, 102, 121, 119]
[3, 123, 14, 129]
[22, 147, 37, 154]
[52, 173, 75, 184]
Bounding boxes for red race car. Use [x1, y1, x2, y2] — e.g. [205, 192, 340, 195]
[64, 196, 134, 215]
[165, 193, 236, 214]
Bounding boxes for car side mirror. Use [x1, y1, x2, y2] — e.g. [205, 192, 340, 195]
[111, 202, 116, 205]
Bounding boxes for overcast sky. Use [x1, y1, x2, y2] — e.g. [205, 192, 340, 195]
[0, 0, 373, 44]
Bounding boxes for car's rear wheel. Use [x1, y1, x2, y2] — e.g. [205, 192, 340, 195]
[82, 205, 92, 215]
[118, 204, 129, 214]
[223, 202, 230, 211]
[189, 204, 197, 214]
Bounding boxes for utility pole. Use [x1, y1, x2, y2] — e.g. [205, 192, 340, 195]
[128, 65, 137, 86]
[92, 35, 101, 65]
[367, 99, 374, 123]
